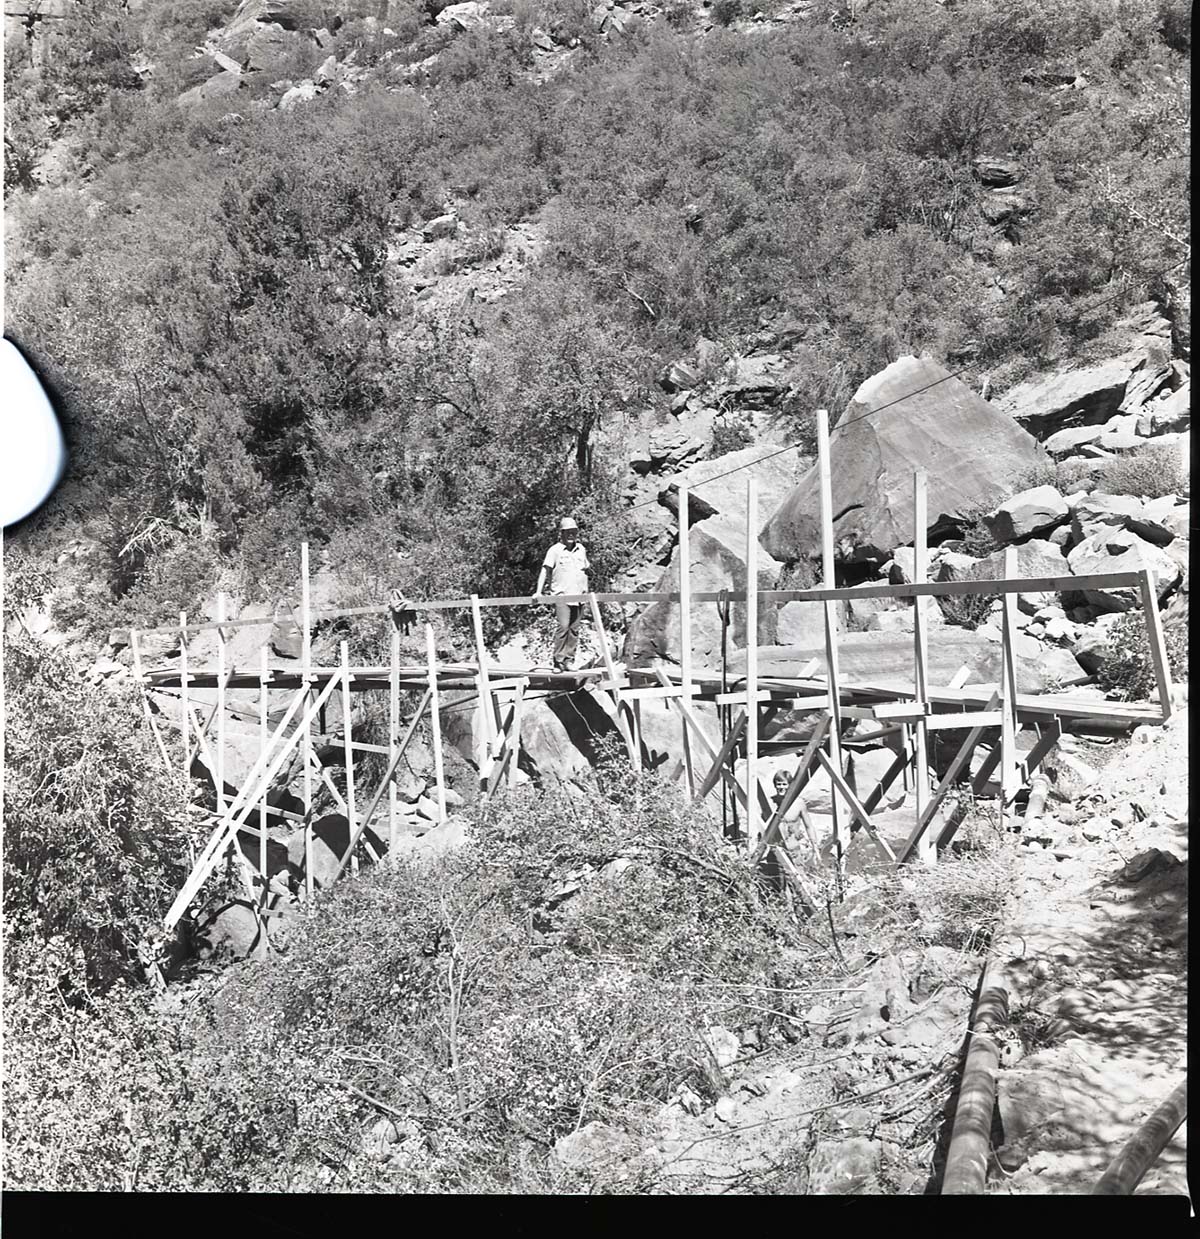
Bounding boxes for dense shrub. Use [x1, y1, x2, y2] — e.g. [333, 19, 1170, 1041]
[1093, 442, 1190, 500]
[3, 638, 196, 995]
[131, 776, 819, 1190]
[1096, 611, 1188, 701]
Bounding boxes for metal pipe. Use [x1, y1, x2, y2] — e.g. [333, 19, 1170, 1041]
[942, 960, 1009, 1194]
[1093, 1078, 1187, 1195]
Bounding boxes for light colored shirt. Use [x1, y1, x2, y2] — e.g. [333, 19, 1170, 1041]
[543, 541, 590, 596]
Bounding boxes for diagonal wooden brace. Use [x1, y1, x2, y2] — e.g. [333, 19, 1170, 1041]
[165, 670, 345, 930]
[817, 748, 896, 865]
[896, 692, 1001, 864]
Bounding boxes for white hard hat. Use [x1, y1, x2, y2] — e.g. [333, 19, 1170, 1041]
[559, 516, 579, 531]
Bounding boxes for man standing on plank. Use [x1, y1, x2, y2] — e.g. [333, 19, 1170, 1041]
[534, 516, 591, 671]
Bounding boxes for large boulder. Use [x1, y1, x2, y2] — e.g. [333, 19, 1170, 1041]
[983, 485, 1069, 544]
[730, 629, 1073, 693]
[999, 308, 1174, 437]
[442, 686, 619, 787]
[710, 353, 794, 408]
[808, 1137, 882, 1194]
[1066, 529, 1183, 611]
[760, 356, 1049, 566]
[194, 899, 268, 961]
[657, 443, 802, 523]
[1070, 492, 1147, 542]
[1128, 496, 1187, 546]
[1001, 359, 1134, 436]
[972, 538, 1073, 609]
[623, 514, 785, 669]
[178, 71, 245, 108]
[553, 1122, 639, 1173]
[1042, 423, 1108, 457]
[1140, 383, 1190, 435]
[435, 1, 491, 28]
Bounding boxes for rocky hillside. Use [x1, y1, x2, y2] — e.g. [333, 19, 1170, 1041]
[4, 0, 1191, 637]
[1, 0, 1191, 1200]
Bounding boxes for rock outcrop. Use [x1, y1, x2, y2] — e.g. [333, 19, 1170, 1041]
[623, 514, 786, 668]
[760, 356, 1049, 565]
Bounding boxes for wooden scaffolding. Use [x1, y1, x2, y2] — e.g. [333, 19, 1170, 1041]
[127, 418, 1174, 934]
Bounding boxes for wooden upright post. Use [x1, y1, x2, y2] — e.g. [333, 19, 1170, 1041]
[1138, 566, 1174, 721]
[215, 592, 227, 813]
[508, 678, 527, 789]
[301, 542, 313, 900]
[259, 645, 269, 894]
[999, 547, 1020, 831]
[179, 611, 191, 794]
[816, 409, 845, 872]
[745, 478, 760, 849]
[913, 470, 934, 864]
[340, 641, 358, 875]
[426, 623, 447, 823]
[678, 485, 695, 795]
[130, 628, 172, 773]
[471, 594, 497, 788]
[389, 627, 400, 862]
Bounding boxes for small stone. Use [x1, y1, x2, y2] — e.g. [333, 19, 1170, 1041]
[677, 1088, 703, 1116]
[714, 1097, 736, 1123]
[703, 1025, 741, 1069]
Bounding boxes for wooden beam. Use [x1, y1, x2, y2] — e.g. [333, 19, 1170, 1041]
[710, 688, 776, 706]
[339, 642, 359, 875]
[1019, 716, 1063, 783]
[216, 592, 227, 815]
[426, 623, 447, 823]
[131, 628, 173, 774]
[389, 627, 400, 862]
[471, 594, 497, 784]
[746, 478, 761, 849]
[999, 547, 1020, 830]
[166, 668, 345, 930]
[873, 702, 930, 722]
[179, 612, 191, 791]
[679, 484, 695, 796]
[912, 469, 933, 864]
[485, 679, 527, 796]
[1138, 566, 1174, 721]
[817, 408, 845, 874]
[301, 541, 313, 901]
[258, 646, 269, 892]
[694, 709, 748, 802]
[655, 670, 753, 815]
[948, 665, 973, 690]
[861, 748, 912, 816]
[125, 568, 1148, 639]
[508, 677, 528, 790]
[926, 710, 1004, 730]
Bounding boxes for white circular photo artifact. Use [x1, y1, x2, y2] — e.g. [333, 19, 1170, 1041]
[1, 339, 66, 527]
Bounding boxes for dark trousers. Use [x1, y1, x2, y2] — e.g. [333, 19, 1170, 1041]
[553, 601, 582, 668]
